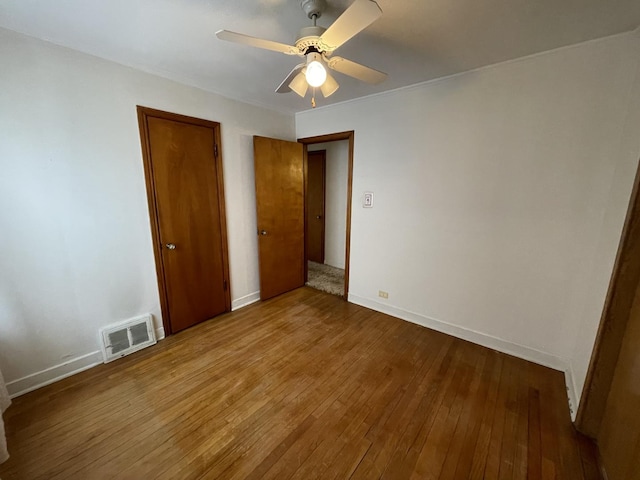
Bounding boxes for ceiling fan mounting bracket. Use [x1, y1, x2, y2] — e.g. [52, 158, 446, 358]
[300, 0, 327, 20]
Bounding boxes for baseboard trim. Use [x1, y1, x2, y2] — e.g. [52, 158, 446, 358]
[8, 325, 168, 399]
[6, 350, 103, 399]
[7, 294, 577, 414]
[348, 293, 572, 376]
[564, 365, 579, 421]
[232, 291, 261, 311]
[155, 326, 165, 341]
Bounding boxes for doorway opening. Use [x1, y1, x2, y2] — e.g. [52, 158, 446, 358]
[299, 132, 354, 299]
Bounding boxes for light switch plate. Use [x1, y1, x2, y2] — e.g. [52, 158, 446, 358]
[363, 191, 374, 208]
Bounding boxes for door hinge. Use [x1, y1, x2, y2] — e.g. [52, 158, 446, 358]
[214, 144, 218, 158]
[223, 279, 228, 291]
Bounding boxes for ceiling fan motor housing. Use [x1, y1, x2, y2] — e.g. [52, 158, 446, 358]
[295, 26, 327, 54]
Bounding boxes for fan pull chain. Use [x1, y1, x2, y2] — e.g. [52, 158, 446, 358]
[311, 87, 316, 108]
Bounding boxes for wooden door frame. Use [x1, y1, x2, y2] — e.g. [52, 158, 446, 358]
[306, 150, 327, 264]
[137, 106, 231, 335]
[298, 131, 354, 300]
[576, 158, 640, 438]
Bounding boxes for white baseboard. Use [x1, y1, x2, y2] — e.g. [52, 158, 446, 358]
[7, 294, 579, 418]
[155, 326, 165, 341]
[348, 294, 575, 398]
[565, 365, 579, 421]
[232, 291, 261, 311]
[7, 325, 167, 399]
[6, 350, 103, 399]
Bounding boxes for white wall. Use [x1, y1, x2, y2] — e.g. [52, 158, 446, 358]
[308, 141, 349, 269]
[0, 28, 295, 395]
[297, 32, 640, 412]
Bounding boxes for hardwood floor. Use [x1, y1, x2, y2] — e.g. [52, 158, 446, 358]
[0, 287, 600, 479]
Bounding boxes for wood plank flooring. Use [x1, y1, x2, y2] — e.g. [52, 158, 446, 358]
[0, 287, 600, 479]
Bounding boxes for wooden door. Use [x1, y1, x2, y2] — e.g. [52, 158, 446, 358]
[597, 282, 640, 479]
[306, 150, 326, 263]
[253, 136, 305, 300]
[138, 107, 230, 334]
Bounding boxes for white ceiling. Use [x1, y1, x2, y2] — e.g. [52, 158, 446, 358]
[2, 0, 640, 113]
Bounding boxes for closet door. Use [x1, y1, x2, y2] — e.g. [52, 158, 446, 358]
[138, 107, 230, 334]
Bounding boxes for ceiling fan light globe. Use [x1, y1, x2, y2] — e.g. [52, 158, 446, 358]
[305, 60, 327, 87]
[320, 72, 339, 97]
[289, 71, 309, 97]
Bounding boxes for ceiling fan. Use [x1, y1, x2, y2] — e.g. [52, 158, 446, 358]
[216, 0, 387, 107]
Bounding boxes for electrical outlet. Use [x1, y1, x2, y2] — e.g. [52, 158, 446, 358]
[378, 290, 388, 299]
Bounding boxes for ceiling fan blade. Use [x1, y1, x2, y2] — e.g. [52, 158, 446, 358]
[320, 73, 339, 98]
[319, 0, 382, 52]
[327, 56, 387, 84]
[216, 30, 299, 55]
[289, 71, 309, 97]
[276, 63, 305, 93]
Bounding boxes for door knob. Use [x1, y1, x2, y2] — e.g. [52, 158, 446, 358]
[316, 215, 322, 219]
[259, 230, 268, 236]
[165, 243, 176, 250]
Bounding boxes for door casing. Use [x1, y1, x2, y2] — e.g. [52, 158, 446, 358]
[299, 131, 354, 300]
[576, 158, 640, 436]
